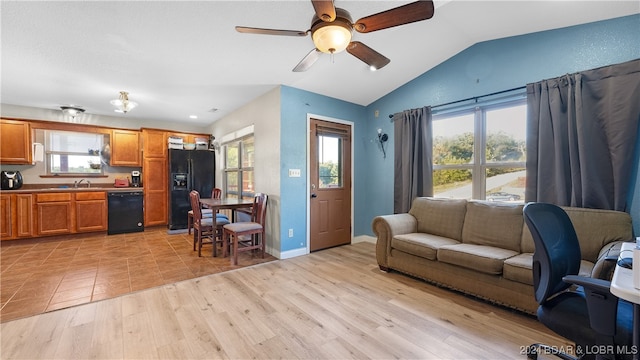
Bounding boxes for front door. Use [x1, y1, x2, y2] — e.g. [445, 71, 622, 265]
[309, 118, 352, 251]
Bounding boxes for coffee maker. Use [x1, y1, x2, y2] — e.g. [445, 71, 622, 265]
[131, 171, 141, 187]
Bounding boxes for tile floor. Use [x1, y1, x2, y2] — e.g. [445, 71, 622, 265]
[0, 227, 276, 323]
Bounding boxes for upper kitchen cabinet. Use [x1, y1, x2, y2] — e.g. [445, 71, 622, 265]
[110, 129, 141, 167]
[0, 119, 31, 164]
[142, 129, 167, 158]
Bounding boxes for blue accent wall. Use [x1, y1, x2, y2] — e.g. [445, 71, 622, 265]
[357, 14, 640, 236]
[280, 86, 366, 251]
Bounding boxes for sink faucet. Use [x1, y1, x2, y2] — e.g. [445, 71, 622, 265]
[74, 179, 85, 188]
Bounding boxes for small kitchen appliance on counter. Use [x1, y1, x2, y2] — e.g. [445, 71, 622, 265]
[131, 171, 141, 187]
[1, 171, 23, 190]
[114, 178, 129, 187]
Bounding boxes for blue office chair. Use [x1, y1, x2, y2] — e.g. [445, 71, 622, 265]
[523, 202, 634, 360]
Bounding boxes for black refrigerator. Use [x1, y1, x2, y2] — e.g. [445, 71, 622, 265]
[168, 149, 215, 230]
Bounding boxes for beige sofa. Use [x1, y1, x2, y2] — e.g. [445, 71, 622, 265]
[372, 197, 633, 315]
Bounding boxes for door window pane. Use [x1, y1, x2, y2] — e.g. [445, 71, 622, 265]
[318, 135, 342, 188]
[486, 105, 526, 163]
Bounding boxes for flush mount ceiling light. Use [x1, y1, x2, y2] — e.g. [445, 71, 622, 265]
[60, 106, 85, 120]
[110, 91, 138, 114]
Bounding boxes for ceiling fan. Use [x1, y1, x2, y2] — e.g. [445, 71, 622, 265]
[236, 0, 435, 72]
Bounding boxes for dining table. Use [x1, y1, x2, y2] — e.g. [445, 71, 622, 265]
[199, 197, 254, 223]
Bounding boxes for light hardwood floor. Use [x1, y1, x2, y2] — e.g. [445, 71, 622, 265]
[0, 242, 571, 359]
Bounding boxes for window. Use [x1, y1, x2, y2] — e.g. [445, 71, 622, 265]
[318, 135, 343, 188]
[45, 130, 104, 175]
[223, 135, 254, 199]
[432, 100, 526, 202]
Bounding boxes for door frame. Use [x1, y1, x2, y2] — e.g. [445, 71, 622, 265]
[306, 113, 355, 254]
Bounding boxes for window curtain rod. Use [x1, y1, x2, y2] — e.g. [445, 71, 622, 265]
[388, 85, 526, 119]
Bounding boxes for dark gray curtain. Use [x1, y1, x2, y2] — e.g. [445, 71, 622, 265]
[526, 59, 640, 211]
[393, 106, 433, 213]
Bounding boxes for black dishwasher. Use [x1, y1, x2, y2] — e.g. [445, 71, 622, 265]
[108, 191, 144, 235]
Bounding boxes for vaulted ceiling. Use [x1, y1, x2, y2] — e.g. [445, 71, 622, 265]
[2, 1, 638, 126]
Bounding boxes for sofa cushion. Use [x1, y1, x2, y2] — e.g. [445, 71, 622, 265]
[503, 253, 534, 285]
[409, 197, 467, 241]
[503, 253, 596, 286]
[461, 201, 524, 252]
[437, 243, 518, 275]
[520, 206, 633, 262]
[392, 233, 460, 260]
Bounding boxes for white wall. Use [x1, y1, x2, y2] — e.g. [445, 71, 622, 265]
[207, 87, 282, 257]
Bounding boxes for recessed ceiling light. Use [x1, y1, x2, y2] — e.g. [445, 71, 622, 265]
[189, 115, 198, 119]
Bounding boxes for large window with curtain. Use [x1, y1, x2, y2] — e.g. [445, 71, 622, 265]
[432, 99, 527, 202]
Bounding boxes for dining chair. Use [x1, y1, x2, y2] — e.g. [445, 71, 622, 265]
[222, 193, 268, 265]
[188, 187, 227, 235]
[189, 190, 229, 257]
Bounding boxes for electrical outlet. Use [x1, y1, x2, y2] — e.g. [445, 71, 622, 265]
[288, 229, 293, 237]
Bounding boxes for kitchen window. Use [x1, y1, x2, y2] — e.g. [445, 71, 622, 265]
[223, 135, 254, 199]
[432, 99, 526, 202]
[45, 130, 104, 175]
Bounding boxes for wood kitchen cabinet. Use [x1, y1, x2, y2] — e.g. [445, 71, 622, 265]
[36, 193, 72, 236]
[142, 129, 168, 226]
[142, 129, 167, 158]
[1, 193, 34, 240]
[143, 157, 167, 226]
[75, 192, 107, 232]
[0, 119, 32, 164]
[110, 129, 141, 166]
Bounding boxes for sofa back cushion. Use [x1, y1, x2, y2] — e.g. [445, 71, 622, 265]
[461, 201, 524, 252]
[409, 197, 468, 241]
[521, 206, 632, 262]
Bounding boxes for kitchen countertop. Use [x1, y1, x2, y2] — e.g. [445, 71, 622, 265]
[5, 184, 144, 193]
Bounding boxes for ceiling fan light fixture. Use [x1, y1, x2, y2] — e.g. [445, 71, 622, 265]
[311, 8, 353, 54]
[312, 23, 352, 53]
[110, 91, 138, 114]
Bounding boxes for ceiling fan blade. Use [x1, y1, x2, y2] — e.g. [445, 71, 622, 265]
[353, 0, 435, 33]
[346, 41, 390, 70]
[235, 26, 308, 37]
[311, 0, 336, 22]
[293, 49, 322, 72]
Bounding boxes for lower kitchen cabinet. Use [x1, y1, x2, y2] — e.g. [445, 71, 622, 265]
[0, 193, 34, 240]
[75, 192, 107, 232]
[2, 191, 109, 241]
[36, 193, 72, 236]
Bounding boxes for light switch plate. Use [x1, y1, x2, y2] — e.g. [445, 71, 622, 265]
[288, 169, 301, 177]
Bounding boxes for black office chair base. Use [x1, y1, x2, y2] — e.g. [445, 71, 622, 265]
[527, 343, 579, 360]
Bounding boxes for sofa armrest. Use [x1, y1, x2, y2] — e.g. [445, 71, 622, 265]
[372, 214, 417, 269]
[591, 241, 625, 280]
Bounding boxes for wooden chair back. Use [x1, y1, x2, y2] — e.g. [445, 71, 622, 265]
[189, 190, 203, 222]
[251, 193, 268, 226]
[212, 188, 222, 199]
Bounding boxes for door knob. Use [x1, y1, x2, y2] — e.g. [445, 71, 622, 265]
[311, 193, 317, 198]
